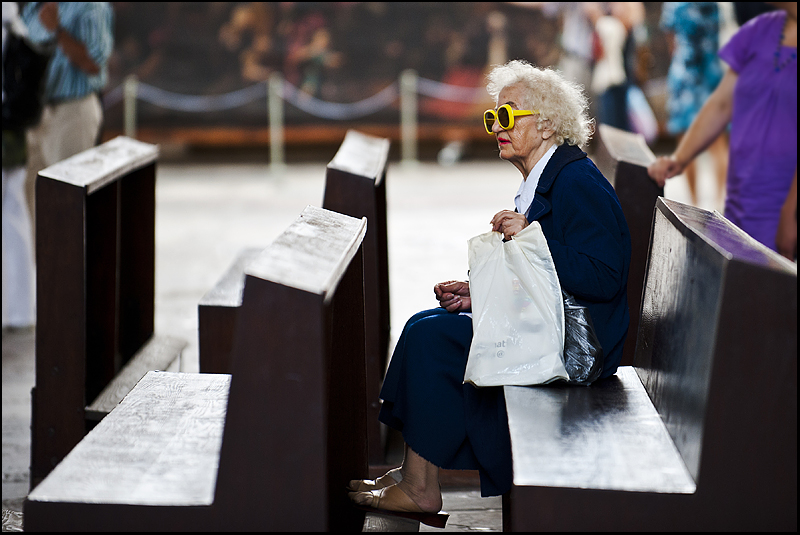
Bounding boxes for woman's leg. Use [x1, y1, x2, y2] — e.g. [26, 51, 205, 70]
[394, 443, 442, 512]
[349, 443, 442, 513]
[349, 308, 472, 512]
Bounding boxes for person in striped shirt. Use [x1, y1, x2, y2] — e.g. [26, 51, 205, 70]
[21, 2, 113, 229]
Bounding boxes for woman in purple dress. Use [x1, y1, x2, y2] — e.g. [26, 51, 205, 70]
[648, 2, 797, 259]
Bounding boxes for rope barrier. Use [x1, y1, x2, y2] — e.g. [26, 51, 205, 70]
[416, 77, 488, 104]
[137, 82, 267, 112]
[104, 73, 487, 118]
[280, 80, 399, 120]
[109, 70, 490, 168]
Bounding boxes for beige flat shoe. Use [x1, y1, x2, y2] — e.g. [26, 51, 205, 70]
[347, 467, 402, 492]
[348, 484, 449, 529]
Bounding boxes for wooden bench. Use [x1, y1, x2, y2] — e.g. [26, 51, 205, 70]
[196, 129, 392, 465]
[593, 123, 663, 367]
[322, 128, 391, 465]
[23, 205, 371, 531]
[31, 136, 187, 489]
[197, 247, 261, 374]
[502, 197, 797, 531]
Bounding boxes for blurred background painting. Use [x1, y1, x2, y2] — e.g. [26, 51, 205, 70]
[100, 2, 674, 155]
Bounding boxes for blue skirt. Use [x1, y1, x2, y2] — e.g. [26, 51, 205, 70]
[378, 308, 513, 497]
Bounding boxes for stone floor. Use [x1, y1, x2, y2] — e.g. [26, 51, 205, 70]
[2, 145, 719, 532]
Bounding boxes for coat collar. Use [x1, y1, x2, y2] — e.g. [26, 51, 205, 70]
[524, 144, 587, 221]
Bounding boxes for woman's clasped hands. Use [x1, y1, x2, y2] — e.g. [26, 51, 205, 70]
[434, 280, 471, 313]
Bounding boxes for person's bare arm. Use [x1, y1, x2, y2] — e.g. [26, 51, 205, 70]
[39, 2, 100, 75]
[648, 67, 737, 186]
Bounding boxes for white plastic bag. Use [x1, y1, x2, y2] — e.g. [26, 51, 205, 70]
[464, 223, 568, 387]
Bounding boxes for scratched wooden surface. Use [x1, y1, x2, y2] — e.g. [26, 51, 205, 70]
[28, 371, 230, 506]
[37, 136, 158, 194]
[245, 205, 367, 301]
[326, 129, 390, 186]
[85, 335, 187, 418]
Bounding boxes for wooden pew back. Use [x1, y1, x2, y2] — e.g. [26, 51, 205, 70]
[24, 205, 370, 531]
[594, 124, 663, 366]
[32, 136, 186, 488]
[322, 129, 391, 464]
[213, 204, 370, 531]
[503, 198, 796, 531]
[634, 197, 797, 528]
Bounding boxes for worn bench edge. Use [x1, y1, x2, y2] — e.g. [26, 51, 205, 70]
[198, 248, 264, 308]
[30, 371, 229, 507]
[245, 205, 367, 304]
[326, 129, 390, 186]
[85, 334, 188, 418]
[38, 136, 159, 194]
[657, 198, 798, 274]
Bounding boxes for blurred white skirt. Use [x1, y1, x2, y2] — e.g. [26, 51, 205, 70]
[2, 165, 35, 328]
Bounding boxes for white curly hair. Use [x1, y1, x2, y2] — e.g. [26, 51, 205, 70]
[486, 59, 594, 147]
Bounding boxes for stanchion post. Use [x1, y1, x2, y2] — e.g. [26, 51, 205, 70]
[400, 69, 418, 167]
[268, 72, 286, 174]
[123, 74, 138, 139]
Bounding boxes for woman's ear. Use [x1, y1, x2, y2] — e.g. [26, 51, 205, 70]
[540, 121, 556, 140]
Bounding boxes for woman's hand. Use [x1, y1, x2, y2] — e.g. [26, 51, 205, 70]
[434, 280, 471, 313]
[647, 156, 685, 187]
[491, 210, 529, 240]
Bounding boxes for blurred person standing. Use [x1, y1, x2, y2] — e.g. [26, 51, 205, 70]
[649, 3, 796, 259]
[21, 2, 113, 231]
[509, 3, 598, 117]
[541, 3, 598, 113]
[3, 1, 38, 329]
[587, 2, 645, 132]
[660, 2, 729, 208]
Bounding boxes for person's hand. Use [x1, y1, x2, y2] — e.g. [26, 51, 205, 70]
[38, 2, 59, 32]
[647, 156, 685, 187]
[491, 210, 529, 240]
[434, 280, 471, 313]
[776, 205, 797, 261]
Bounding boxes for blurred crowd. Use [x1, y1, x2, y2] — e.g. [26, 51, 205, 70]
[108, 3, 559, 103]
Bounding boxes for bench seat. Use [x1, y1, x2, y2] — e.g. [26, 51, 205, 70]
[85, 335, 187, 420]
[504, 366, 695, 494]
[31, 371, 229, 508]
[24, 205, 371, 531]
[502, 197, 796, 531]
[197, 248, 262, 374]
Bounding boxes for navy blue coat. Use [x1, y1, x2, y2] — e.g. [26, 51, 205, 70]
[524, 143, 631, 377]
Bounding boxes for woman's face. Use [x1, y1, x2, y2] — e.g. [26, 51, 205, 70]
[493, 84, 552, 175]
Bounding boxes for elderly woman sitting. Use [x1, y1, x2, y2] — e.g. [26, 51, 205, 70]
[348, 59, 631, 526]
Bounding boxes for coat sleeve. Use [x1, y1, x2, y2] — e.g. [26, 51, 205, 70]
[544, 169, 628, 302]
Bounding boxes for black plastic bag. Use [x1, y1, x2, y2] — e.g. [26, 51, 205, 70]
[562, 291, 603, 385]
[2, 29, 54, 130]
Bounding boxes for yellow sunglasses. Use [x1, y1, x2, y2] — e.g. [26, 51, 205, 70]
[483, 104, 539, 134]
